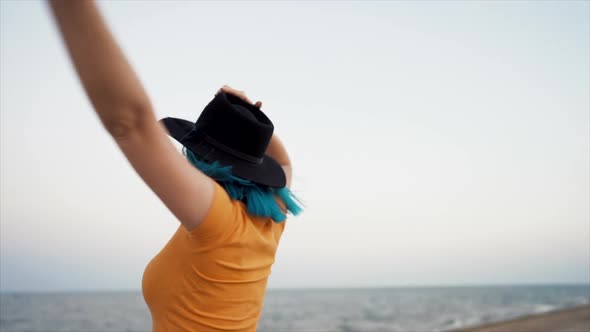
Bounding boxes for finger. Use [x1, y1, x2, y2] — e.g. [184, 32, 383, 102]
[220, 85, 254, 105]
[221, 85, 242, 96]
[220, 85, 239, 96]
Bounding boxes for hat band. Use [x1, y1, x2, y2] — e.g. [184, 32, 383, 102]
[202, 134, 264, 165]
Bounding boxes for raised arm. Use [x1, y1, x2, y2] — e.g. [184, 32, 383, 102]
[49, 0, 153, 134]
[265, 135, 292, 188]
[49, 0, 215, 232]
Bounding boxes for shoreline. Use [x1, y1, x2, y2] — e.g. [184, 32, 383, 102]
[451, 305, 590, 332]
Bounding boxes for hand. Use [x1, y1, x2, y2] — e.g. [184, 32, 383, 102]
[216, 85, 262, 109]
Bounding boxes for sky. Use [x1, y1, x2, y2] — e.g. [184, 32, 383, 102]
[1, 0, 588, 293]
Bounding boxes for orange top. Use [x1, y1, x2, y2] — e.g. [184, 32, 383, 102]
[142, 182, 286, 332]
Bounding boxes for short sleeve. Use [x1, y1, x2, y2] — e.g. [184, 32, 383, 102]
[189, 181, 239, 241]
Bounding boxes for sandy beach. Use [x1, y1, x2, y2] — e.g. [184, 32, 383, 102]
[452, 305, 590, 332]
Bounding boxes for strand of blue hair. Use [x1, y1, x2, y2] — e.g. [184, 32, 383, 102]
[182, 147, 303, 222]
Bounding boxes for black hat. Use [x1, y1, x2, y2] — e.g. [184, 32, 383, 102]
[159, 92, 286, 188]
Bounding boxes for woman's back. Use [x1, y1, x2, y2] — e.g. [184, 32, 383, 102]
[142, 182, 287, 332]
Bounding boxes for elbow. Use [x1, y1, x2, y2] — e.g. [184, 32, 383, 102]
[100, 102, 153, 139]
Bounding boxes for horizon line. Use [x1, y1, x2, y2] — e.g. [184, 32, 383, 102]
[2, 282, 589, 295]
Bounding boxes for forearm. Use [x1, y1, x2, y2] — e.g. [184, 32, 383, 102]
[49, 0, 151, 121]
[265, 134, 290, 166]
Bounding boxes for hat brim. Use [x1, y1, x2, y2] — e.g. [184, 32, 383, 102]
[160, 117, 287, 188]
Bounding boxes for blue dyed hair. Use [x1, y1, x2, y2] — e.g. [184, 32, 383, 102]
[183, 147, 303, 222]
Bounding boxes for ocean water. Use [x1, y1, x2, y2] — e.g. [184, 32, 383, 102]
[1, 285, 588, 332]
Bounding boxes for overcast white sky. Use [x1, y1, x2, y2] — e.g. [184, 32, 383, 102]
[1, 0, 589, 292]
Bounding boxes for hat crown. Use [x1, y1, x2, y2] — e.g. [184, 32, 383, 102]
[194, 92, 274, 162]
[159, 92, 286, 188]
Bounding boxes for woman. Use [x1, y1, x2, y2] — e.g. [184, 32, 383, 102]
[49, 1, 302, 331]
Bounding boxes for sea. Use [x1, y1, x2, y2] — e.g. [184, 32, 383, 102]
[1, 285, 589, 332]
